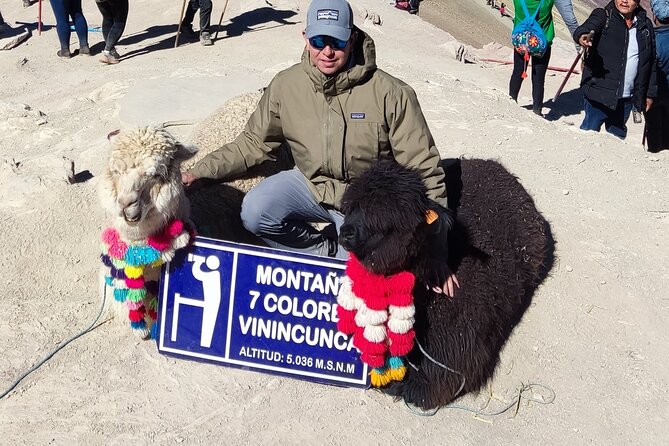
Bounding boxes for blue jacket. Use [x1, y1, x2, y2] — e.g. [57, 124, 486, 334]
[650, 25, 669, 98]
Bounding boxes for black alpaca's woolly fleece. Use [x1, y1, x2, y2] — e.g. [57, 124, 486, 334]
[340, 158, 554, 410]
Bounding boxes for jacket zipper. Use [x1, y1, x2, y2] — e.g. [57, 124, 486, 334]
[617, 15, 630, 99]
[324, 99, 332, 176]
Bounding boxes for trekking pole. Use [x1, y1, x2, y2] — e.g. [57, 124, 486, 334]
[38, 0, 42, 35]
[553, 49, 582, 102]
[642, 118, 647, 149]
[214, 0, 230, 40]
[174, 0, 188, 48]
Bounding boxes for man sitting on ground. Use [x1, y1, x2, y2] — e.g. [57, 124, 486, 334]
[182, 0, 459, 296]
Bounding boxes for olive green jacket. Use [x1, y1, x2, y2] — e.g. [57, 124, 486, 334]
[189, 29, 447, 209]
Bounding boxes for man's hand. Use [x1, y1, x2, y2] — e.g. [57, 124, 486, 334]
[431, 266, 460, 298]
[181, 172, 198, 187]
[578, 30, 595, 47]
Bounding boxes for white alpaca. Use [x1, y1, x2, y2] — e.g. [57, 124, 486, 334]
[99, 99, 295, 338]
[99, 127, 197, 339]
[99, 127, 195, 243]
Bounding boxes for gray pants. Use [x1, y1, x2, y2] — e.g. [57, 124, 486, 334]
[240, 168, 347, 259]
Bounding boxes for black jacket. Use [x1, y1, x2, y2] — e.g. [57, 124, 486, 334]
[573, 1, 655, 110]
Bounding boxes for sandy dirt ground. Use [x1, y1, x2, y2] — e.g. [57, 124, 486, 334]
[0, 0, 667, 444]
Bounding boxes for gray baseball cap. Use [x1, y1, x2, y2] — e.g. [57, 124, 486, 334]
[305, 0, 354, 41]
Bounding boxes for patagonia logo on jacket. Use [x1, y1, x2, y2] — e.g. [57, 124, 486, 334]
[350, 112, 365, 119]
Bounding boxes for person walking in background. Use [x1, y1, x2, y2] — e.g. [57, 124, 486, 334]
[181, 0, 213, 46]
[554, 0, 579, 37]
[48, 0, 89, 58]
[509, 0, 579, 115]
[95, 0, 129, 65]
[509, 0, 556, 116]
[645, 0, 669, 151]
[574, 0, 655, 139]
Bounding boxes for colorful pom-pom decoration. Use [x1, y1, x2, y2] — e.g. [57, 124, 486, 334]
[336, 253, 416, 387]
[100, 219, 193, 339]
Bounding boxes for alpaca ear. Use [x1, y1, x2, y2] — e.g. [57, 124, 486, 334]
[174, 143, 198, 163]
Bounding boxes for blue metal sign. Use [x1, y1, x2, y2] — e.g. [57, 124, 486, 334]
[157, 237, 370, 388]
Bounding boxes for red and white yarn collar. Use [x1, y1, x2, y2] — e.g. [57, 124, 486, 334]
[336, 253, 416, 370]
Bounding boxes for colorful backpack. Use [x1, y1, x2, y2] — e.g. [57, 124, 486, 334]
[511, 0, 548, 74]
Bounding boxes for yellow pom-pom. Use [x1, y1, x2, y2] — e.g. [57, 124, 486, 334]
[151, 259, 165, 268]
[370, 369, 394, 387]
[388, 366, 406, 382]
[124, 265, 144, 279]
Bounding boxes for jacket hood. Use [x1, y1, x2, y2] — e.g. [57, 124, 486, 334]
[301, 27, 377, 96]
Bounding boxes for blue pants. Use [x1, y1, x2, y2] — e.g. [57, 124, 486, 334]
[240, 168, 347, 259]
[49, 0, 88, 50]
[580, 97, 633, 139]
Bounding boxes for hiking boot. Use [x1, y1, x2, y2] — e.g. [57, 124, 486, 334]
[79, 45, 90, 55]
[200, 31, 213, 46]
[99, 50, 119, 65]
[57, 49, 71, 58]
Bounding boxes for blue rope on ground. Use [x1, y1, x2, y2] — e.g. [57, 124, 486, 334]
[70, 25, 101, 32]
[404, 339, 556, 417]
[0, 286, 107, 400]
[404, 381, 556, 417]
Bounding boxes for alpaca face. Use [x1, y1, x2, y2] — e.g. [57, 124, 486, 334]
[340, 205, 426, 275]
[100, 128, 196, 242]
[339, 160, 430, 276]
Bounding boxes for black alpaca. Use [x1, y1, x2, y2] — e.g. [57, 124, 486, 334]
[339, 158, 554, 410]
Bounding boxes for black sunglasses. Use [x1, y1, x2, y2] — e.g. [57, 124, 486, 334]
[308, 35, 349, 50]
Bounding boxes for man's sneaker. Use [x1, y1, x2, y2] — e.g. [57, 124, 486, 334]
[200, 31, 213, 46]
[99, 50, 119, 65]
[57, 49, 71, 58]
[79, 46, 90, 55]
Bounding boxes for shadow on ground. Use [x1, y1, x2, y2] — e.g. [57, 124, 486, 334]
[214, 7, 298, 40]
[543, 87, 584, 121]
[116, 8, 298, 60]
